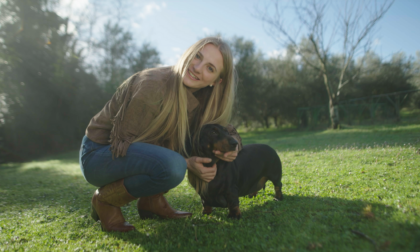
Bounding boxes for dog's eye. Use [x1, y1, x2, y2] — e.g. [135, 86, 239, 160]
[212, 130, 218, 136]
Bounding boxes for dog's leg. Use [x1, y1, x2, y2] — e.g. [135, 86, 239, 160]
[268, 157, 283, 201]
[225, 186, 241, 219]
[228, 206, 241, 219]
[201, 198, 213, 215]
[202, 205, 213, 215]
[248, 191, 258, 198]
[274, 184, 283, 200]
[248, 176, 268, 198]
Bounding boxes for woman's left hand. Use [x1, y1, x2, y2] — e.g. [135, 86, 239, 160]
[213, 145, 239, 162]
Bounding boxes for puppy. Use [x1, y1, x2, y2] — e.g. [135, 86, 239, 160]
[188, 124, 283, 219]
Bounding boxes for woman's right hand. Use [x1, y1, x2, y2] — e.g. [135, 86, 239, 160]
[185, 157, 217, 182]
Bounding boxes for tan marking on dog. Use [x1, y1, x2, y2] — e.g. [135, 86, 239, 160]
[214, 139, 232, 152]
[259, 176, 268, 187]
[275, 186, 283, 200]
[248, 177, 268, 198]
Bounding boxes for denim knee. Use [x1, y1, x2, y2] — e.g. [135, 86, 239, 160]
[159, 152, 187, 190]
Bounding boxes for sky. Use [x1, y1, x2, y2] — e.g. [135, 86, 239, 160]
[58, 0, 420, 66]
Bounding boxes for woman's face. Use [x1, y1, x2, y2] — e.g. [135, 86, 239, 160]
[183, 43, 224, 89]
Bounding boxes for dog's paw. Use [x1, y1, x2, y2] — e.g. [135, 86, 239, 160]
[275, 187, 283, 201]
[248, 192, 258, 198]
[202, 206, 213, 215]
[227, 213, 242, 220]
[275, 192, 283, 201]
[227, 206, 242, 219]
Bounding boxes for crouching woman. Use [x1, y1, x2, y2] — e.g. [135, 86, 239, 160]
[79, 37, 241, 232]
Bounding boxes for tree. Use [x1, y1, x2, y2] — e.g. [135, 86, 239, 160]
[229, 37, 262, 126]
[263, 46, 332, 127]
[410, 51, 420, 108]
[0, 0, 105, 162]
[0, 0, 162, 162]
[356, 52, 413, 96]
[256, 0, 394, 129]
[229, 37, 276, 128]
[94, 21, 135, 95]
[94, 22, 161, 96]
[129, 43, 161, 73]
[230, 36, 329, 128]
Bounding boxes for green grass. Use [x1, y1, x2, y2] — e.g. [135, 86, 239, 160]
[1, 122, 420, 251]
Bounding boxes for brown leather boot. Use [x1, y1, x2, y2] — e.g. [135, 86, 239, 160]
[137, 192, 192, 219]
[91, 179, 137, 232]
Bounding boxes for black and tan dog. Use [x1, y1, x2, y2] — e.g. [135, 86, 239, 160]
[188, 124, 283, 219]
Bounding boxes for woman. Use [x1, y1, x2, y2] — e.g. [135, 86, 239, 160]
[79, 37, 241, 232]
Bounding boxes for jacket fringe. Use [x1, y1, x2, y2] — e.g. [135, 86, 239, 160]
[109, 75, 137, 158]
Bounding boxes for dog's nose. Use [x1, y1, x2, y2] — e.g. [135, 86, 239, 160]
[229, 139, 238, 147]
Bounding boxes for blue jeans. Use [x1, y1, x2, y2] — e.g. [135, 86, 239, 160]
[79, 135, 187, 197]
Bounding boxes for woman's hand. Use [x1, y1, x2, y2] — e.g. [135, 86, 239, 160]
[213, 145, 239, 162]
[185, 157, 217, 182]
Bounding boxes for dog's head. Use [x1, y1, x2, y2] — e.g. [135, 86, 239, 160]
[196, 124, 238, 167]
[188, 124, 238, 194]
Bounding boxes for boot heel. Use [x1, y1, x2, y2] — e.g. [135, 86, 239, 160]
[91, 205, 100, 221]
[138, 209, 155, 219]
[91, 206, 106, 231]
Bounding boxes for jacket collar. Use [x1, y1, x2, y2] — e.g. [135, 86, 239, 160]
[185, 86, 200, 113]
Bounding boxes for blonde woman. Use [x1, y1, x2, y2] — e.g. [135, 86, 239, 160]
[79, 37, 241, 232]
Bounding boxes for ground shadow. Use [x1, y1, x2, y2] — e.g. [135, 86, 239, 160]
[108, 193, 420, 252]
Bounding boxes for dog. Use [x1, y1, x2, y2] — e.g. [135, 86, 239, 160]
[188, 124, 283, 219]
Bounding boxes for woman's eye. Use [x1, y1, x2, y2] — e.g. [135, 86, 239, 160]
[208, 66, 214, 73]
[195, 53, 200, 59]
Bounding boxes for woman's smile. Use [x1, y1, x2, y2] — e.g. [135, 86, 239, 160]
[187, 69, 200, 80]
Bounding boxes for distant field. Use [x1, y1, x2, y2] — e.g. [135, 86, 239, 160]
[0, 121, 419, 251]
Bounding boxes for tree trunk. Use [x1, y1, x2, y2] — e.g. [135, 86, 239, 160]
[264, 117, 270, 128]
[241, 117, 249, 128]
[300, 111, 308, 128]
[395, 95, 400, 122]
[274, 116, 279, 127]
[329, 99, 340, 129]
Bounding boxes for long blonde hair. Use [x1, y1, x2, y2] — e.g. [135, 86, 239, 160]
[133, 37, 236, 159]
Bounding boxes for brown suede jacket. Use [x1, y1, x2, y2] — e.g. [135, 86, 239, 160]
[86, 66, 242, 158]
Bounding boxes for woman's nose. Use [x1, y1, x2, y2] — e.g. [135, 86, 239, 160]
[193, 61, 201, 73]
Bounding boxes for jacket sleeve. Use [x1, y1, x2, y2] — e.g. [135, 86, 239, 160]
[225, 124, 243, 152]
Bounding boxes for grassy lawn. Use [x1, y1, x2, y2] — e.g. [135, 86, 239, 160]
[1, 120, 420, 251]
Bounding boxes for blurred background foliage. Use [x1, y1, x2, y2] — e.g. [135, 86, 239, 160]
[0, 0, 419, 163]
